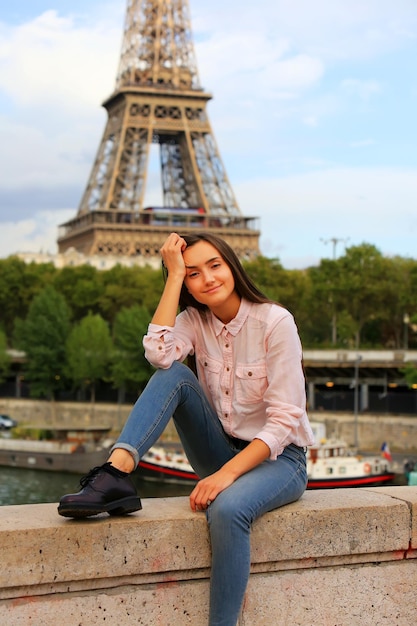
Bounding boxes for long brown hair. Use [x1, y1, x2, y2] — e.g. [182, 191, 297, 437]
[162, 232, 274, 312]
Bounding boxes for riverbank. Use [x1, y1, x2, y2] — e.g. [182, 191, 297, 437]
[1, 397, 416, 452]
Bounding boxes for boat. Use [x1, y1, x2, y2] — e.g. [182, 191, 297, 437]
[138, 443, 198, 484]
[0, 427, 114, 474]
[307, 422, 395, 488]
[138, 423, 396, 488]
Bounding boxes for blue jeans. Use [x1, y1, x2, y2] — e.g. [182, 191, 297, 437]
[112, 362, 307, 626]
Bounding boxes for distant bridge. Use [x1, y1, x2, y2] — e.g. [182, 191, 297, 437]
[303, 350, 417, 413]
[4, 349, 417, 414]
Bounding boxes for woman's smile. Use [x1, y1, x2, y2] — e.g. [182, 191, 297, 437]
[204, 284, 222, 294]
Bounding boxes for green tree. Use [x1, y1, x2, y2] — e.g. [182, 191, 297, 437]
[0, 330, 11, 383]
[367, 256, 417, 348]
[244, 256, 305, 311]
[0, 257, 56, 337]
[400, 363, 417, 388]
[15, 285, 71, 398]
[52, 265, 103, 323]
[111, 305, 154, 396]
[306, 259, 341, 346]
[99, 265, 163, 324]
[244, 256, 314, 345]
[332, 244, 387, 348]
[66, 312, 114, 402]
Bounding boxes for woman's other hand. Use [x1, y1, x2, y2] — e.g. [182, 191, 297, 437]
[189, 439, 271, 511]
[189, 467, 236, 511]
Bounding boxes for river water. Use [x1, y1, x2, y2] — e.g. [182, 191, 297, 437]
[0, 464, 408, 508]
[0, 467, 193, 507]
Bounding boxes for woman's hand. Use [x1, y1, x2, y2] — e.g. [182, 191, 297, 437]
[189, 467, 236, 511]
[189, 439, 271, 511]
[160, 232, 187, 280]
[151, 233, 188, 326]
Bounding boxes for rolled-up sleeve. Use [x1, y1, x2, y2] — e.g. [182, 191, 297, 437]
[143, 314, 195, 368]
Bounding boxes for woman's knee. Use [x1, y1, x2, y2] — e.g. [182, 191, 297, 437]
[153, 361, 196, 383]
[208, 493, 251, 533]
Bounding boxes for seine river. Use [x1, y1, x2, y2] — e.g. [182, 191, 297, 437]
[0, 467, 193, 507]
[0, 465, 408, 508]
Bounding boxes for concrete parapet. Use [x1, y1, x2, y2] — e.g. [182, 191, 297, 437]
[1, 487, 417, 625]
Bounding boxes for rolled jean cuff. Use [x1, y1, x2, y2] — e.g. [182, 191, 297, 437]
[109, 443, 140, 470]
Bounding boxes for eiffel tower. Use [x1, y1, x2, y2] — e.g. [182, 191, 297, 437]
[57, 0, 260, 262]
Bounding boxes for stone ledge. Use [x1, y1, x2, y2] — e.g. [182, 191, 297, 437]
[1, 487, 417, 625]
[1, 487, 416, 593]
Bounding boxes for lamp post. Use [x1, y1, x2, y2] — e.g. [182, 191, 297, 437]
[320, 237, 349, 345]
[403, 313, 410, 350]
[353, 355, 362, 449]
[320, 237, 349, 261]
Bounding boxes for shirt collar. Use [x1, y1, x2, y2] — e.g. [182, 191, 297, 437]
[210, 299, 251, 337]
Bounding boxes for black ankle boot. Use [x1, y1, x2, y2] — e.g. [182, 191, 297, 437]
[58, 462, 142, 518]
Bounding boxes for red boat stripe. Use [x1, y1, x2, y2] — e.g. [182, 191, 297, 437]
[139, 461, 198, 481]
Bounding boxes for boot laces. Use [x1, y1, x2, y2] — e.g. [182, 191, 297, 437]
[79, 463, 111, 488]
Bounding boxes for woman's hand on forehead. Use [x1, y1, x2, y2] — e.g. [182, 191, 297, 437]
[160, 233, 187, 278]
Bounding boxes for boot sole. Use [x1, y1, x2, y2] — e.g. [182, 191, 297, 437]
[58, 496, 142, 518]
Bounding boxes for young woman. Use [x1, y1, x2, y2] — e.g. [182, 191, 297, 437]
[59, 232, 315, 626]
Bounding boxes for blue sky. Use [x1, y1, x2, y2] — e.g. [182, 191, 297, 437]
[0, 0, 416, 268]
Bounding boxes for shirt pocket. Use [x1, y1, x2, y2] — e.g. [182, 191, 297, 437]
[198, 353, 223, 397]
[236, 363, 268, 404]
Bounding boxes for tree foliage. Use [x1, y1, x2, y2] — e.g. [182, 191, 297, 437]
[1, 242, 417, 397]
[0, 330, 10, 383]
[99, 265, 164, 324]
[0, 257, 56, 336]
[400, 363, 417, 388]
[52, 265, 103, 322]
[15, 285, 71, 398]
[111, 304, 154, 393]
[66, 312, 114, 402]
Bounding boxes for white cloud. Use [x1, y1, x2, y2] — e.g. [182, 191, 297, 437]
[0, 209, 74, 257]
[236, 166, 417, 266]
[0, 115, 100, 189]
[0, 10, 121, 110]
[257, 54, 324, 98]
[0, 9, 121, 195]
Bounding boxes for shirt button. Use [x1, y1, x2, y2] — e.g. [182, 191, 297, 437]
[226, 367, 230, 372]
[204, 361, 208, 366]
[225, 344, 229, 348]
[248, 371, 253, 376]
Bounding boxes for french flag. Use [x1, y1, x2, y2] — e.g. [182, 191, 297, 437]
[381, 442, 392, 462]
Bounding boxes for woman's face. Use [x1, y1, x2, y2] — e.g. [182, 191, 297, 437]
[183, 240, 240, 319]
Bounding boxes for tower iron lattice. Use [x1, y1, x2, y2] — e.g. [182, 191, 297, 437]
[57, 0, 260, 261]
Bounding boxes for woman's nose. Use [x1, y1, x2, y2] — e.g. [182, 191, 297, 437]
[203, 270, 215, 284]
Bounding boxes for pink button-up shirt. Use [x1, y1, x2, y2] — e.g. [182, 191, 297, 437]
[143, 299, 315, 459]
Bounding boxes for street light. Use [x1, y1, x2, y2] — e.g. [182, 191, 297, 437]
[320, 237, 350, 345]
[403, 313, 410, 350]
[353, 355, 362, 449]
[320, 237, 350, 260]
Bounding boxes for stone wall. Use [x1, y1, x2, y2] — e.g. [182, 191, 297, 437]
[1, 397, 416, 451]
[1, 487, 416, 625]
